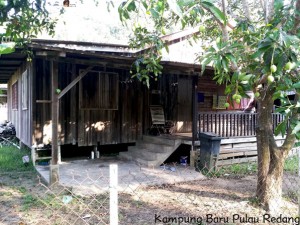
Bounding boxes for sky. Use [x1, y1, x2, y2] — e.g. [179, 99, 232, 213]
[40, 0, 132, 44]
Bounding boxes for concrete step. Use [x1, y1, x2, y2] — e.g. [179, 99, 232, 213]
[119, 151, 158, 167]
[135, 158, 159, 167]
[142, 135, 180, 146]
[128, 148, 162, 161]
[119, 135, 184, 167]
[135, 142, 173, 153]
[119, 151, 133, 160]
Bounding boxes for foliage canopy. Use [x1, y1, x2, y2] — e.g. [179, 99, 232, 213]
[119, 0, 300, 137]
[0, 0, 55, 55]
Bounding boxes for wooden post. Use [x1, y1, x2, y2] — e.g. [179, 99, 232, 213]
[50, 60, 59, 185]
[190, 75, 198, 167]
[192, 75, 198, 149]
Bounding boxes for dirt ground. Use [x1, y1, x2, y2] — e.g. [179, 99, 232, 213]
[0, 169, 299, 225]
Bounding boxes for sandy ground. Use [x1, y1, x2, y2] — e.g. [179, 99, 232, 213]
[35, 157, 206, 195]
[0, 158, 299, 225]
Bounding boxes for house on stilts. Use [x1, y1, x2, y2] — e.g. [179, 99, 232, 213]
[0, 31, 287, 169]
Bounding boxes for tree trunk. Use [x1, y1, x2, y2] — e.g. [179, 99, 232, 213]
[256, 90, 293, 213]
[256, 90, 273, 208]
[261, 152, 287, 212]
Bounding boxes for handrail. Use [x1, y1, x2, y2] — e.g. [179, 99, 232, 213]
[198, 112, 284, 137]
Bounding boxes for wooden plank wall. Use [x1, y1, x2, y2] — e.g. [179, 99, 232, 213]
[13, 58, 197, 147]
[177, 75, 193, 132]
[160, 74, 194, 133]
[7, 62, 33, 147]
[160, 73, 178, 123]
[33, 61, 147, 146]
[58, 63, 77, 145]
[197, 72, 226, 112]
[34, 60, 51, 145]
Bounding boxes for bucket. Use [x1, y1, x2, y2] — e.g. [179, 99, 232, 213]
[180, 156, 188, 166]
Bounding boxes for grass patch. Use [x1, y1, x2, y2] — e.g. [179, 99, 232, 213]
[202, 163, 258, 178]
[202, 155, 299, 178]
[0, 145, 35, 172]
[22, 193, 43, 211]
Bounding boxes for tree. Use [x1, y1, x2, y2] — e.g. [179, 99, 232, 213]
[118, 0, 300, 212]
[0, 0, 56, 56]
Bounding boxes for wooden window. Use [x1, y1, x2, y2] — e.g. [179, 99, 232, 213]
[80, 72, 119, 110]
[12, 81, 18, 110]
[22, 70, 28, 110]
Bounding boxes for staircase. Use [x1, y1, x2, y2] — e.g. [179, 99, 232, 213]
[119, 135, 183, 167]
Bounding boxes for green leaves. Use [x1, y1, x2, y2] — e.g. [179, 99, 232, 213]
[128, 25, 165, 87]
[293, 82, 300, 89]
[167, 0, 183, 16]
[130, 55, 163, 87]
[0, 0, 56, 54]
[274, 120, 287, 137]
[251, 39, 273, 59]
[118, 0, 228, 86]
[118, 1, 135, 22]
[201, 0, 226, 24]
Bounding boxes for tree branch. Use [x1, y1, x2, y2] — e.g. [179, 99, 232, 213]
[291, 0, 300, 35]
[202, 4, 235, 32]
[241, 0, 251, 21]
[280, 92, 299, 152]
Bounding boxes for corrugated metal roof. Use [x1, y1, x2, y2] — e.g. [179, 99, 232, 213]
[30, 39, 135, 54]
[0, 28, 204, 83]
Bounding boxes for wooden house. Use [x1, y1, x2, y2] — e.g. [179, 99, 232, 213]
[0, 35, 286, 173]
[1, 30, 218, 166]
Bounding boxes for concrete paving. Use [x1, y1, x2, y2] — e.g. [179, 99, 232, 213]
[36, 156, 205, 196]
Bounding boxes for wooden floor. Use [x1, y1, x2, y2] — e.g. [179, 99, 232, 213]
[167, 133, 297, 166]
[170, 132, 193, 140]
[171, 133, 259, 166]
[157, 132, 260, 166]
[161, 132, 200, 146]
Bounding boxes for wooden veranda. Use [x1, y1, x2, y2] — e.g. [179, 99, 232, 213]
[196, 111, 286, 166]
[198, 111, 285, 137]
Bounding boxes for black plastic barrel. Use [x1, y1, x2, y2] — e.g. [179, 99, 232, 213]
[197, 132, 222, 171]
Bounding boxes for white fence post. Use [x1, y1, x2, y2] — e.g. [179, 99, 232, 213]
[110, 164, 118, 225]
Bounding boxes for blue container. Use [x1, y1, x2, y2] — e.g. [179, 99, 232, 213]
[180, 156, 188, 166]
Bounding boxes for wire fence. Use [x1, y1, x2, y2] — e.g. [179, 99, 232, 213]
[0, 141, 299, 225]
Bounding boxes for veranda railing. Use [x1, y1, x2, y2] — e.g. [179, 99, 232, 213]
[198, 112, 285, 137]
